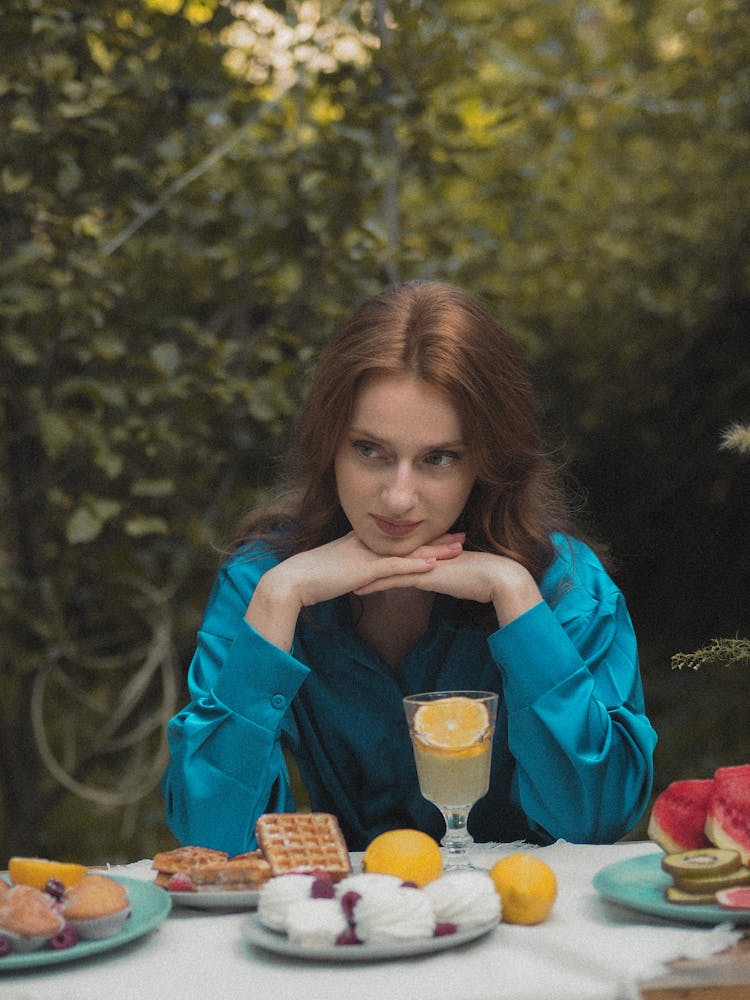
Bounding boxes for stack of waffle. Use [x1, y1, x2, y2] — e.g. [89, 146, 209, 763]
[152, 846, 271, 893]
[152, 813, 351, 893]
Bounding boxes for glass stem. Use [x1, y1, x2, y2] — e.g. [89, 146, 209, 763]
[440, 808, 473, 857]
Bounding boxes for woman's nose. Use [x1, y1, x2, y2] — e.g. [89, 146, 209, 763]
[382, 463, 417, 512]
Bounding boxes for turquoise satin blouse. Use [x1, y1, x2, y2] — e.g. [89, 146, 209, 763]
[162, 534, 656, 853]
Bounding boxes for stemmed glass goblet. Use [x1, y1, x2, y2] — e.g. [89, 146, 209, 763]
[403, 690, 498, 870]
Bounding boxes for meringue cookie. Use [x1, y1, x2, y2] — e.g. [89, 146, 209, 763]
[424, 870, 501, 928]
[334, 872, 403, 897]
[285, 898, 349, 947]
[352, 884, 435, 943]
[257, 874, 315, 931]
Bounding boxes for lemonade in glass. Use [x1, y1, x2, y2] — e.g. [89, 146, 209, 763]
[403, 690, 498, 869]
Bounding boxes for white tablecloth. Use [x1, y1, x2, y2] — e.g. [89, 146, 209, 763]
[1, 841, 743, 1000]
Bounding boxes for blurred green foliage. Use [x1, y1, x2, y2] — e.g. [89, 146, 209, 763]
[1, 0, 748, 862]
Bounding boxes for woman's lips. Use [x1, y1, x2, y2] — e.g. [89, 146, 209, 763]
[371, 515, 423, 538]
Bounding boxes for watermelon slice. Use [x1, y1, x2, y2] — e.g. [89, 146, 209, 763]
[705, 764, 750, 865]
[716, 886, 750, 910]
[647, 778, 714, 852]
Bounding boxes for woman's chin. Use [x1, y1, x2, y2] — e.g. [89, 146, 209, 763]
[376, 540, 429, 559]
[355, 530, 419, 557]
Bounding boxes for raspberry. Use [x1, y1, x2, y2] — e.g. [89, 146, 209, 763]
[335, 927, 361, 946]
[44, 878, 65, 900]
[49, 925, 79, 951]
[167, 872, 193, 892]
[307, 868, 332, 881]
[339, 890, 361, 922]
[434, 922, 457, 937]
[0, 935, 12, 958]
[311, 876, 335, 899]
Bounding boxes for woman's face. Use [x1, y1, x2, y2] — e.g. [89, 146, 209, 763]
[334, 373, 476, 555]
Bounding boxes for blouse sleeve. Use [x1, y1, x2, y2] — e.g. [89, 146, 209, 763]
[161, 552, 310, 854]
[488, 539, 657, 844]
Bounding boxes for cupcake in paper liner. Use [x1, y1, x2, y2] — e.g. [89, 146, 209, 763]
[61, 873, 130, 940]
[0, 884, 65, 952]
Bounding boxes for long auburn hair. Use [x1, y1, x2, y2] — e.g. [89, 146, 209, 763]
[237, 280, 578, 581]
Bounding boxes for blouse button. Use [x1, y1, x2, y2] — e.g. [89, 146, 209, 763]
[271, 693, 286, 710]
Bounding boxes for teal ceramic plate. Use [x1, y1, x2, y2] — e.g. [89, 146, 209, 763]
[243, 913, 498, 962]
[0, 876, 171, 972]
[593, 853, 750, 926]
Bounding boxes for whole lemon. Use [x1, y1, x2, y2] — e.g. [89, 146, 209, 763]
[362, 829, 443, 887]
[489, 852, 557, 925]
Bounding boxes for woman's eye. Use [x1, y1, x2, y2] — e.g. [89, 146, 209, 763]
[425, 451, 459, 467]
[353, 441, 380, 459]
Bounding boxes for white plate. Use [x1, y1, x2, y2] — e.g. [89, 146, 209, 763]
[243, 913, 498, 962]
[169, 888, 260, 911]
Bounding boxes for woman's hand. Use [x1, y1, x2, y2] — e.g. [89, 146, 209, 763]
[245, 531, 465, 650]
[353, 548, 543, 628]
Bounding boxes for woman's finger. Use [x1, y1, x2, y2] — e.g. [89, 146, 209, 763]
[353, 556, 438, 595]
[353, 560, 440, 596]
[408, 533, 465, 561]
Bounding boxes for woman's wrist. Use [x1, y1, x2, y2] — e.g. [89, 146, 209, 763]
[489, 564, 543, 627]
[244, 568, 302, 652]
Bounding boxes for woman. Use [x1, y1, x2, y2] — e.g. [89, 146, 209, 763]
[162, 280, 656, 854]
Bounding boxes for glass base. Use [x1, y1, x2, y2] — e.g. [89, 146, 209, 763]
[439, 809, 477, 870]
[442, 855, 482, 872]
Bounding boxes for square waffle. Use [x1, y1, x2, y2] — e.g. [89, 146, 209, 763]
[254, 812, 352, 882]
[151, 846, 229, 888]
[190, 851, 271, 891]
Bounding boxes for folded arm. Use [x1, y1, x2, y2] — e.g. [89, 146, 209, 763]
[491, 590, 657, 844]
[161, 557, 309, 854]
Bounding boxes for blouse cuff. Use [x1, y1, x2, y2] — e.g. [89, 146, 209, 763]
[488, 601, 586, 712]
[212, 620, 309, 726]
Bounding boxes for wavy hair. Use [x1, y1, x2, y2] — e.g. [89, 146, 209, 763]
[238, 280, 578, 581]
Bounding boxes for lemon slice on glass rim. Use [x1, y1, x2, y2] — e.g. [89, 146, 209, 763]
[413, 696, 490, 749]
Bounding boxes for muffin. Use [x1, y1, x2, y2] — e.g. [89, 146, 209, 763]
[62, 873, 130, 940]
[0, 884, 65, 952]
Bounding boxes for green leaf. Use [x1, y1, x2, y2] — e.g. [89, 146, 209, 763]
[56, 154, 83, 196]
[66, 499, 122, 544]
[2, 167, 32, 193]
[37, 411, 75, 458]
[130, 479, 175, 497]
[2, 333, 40, 364]
[150, 343, 181, 376]
[123, 516, 169, 537]
[10, 114, 42, 134]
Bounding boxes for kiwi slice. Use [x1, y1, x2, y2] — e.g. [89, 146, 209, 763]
[666, 885, 717, 905]
[673, 865, 750, 894]
[661, 848, 741, 879]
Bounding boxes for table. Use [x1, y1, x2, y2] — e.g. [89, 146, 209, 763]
[1, 841, 747, 1000]
[642, 937, 750, 1000]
